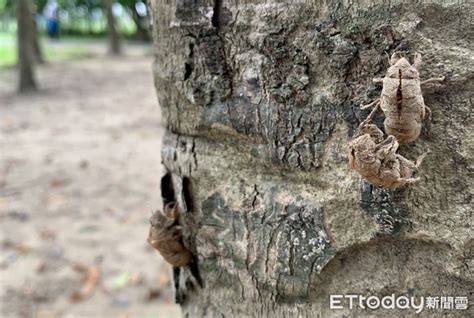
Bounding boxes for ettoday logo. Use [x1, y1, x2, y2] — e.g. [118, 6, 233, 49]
[330, 294, 468, 313]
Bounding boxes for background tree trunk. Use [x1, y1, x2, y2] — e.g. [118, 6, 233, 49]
[17, 0, 37, 92]
[32, 17, 44, 64]
[105, 0, 121, 55]
[150, 0, 473, 316]
[130, 9, 151, 42]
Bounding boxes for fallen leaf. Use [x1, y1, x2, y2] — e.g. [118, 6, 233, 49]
[36, 308, 57, 318]
[70, 263, 100, 302]
[49, 178, 68, 188]
[16, 243, 33, 254]
[1, 240, 32, 254]
[146, 288, 161, 302]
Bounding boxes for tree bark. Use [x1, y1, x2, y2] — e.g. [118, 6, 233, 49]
[17, 0, 37, 92]
[150, 0, 473, 316]
[105, 0, 121, 55]
[130, 9, 151, 42]
[32, 17, 44, 64]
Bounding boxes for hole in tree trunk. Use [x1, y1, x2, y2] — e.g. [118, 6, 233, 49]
[161, 172, 175, 205]
[182, 177, 195, 212]
[189, 258, 204, 288]
[184, 63, 193, 80]
[211, 0, 222, 28]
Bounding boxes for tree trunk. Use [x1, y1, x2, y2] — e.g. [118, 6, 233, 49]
[105, 0, 121, 55]
[150, 0, 473, 316]
[130, 9, 151, 42]
[17, 0, 37, 92]
[32, 17, 44, 64]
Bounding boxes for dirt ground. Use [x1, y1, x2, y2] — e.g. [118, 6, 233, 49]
[0, 47, 181, 317]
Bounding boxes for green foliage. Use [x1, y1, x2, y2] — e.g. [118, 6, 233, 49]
[35, 0, 48, 11]
[0, 0, 7, 11]
[35, 0, 139, 11]
[56, 0, 102, 10]
[0, 0, 13, 13]
[118, 0, 137, 9]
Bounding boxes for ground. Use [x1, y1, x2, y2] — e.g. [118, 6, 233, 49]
[0, 44, 181, 317]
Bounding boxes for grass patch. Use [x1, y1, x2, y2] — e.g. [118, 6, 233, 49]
[0, 31, 15, 66]
[0, 31, 95, 67]
[0, 46, 15, 66]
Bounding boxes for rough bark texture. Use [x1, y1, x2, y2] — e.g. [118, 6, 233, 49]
[17, 0, 37, 92]
[105, 0, 121, 55]
[149, 0, 473, 316]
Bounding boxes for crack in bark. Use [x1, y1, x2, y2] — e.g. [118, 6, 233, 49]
[244, 209, 251, 272]
[211, 0, 222, 29]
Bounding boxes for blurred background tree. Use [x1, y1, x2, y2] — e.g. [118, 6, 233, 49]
[16, 0, 37, 92]
[105, 0, 120, 55]
[2, 0, 151, 39]
[119, 0, 149, 41]
[0, 0, 152, 92]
